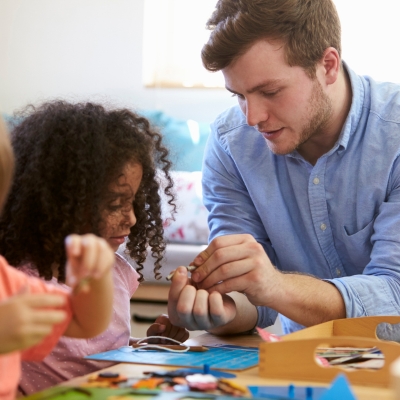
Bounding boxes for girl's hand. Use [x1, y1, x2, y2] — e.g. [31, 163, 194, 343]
[0, 292, 67, 354]
[65, 234, 115, 294]
[146, 314, 189, 343]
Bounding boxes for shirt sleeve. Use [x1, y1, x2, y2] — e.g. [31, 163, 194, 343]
[326, 154, 400, 321]
[202, 119, 279, 328]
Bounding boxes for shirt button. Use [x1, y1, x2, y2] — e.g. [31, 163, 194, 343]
[313, 177, 320, 185]
[320, 223, 327, 231]
[336, 268, 341, 277]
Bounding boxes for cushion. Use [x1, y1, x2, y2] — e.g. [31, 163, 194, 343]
[163, 171, 209, 245]
[140, 110, 210, 172]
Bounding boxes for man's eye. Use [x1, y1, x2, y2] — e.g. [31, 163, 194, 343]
[261, 90, 279, 97]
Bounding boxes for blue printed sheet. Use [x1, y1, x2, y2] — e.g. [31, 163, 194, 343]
[85, 344, 259, 371]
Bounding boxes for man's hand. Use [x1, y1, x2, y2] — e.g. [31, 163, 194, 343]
[168, 266, 237, 331]
[190, 234, 281, 306]
[0, 292, 67, 354]
[189, 234, 346, 327]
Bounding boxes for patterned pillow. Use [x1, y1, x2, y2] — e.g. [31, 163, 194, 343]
[163, 171, 209, 244]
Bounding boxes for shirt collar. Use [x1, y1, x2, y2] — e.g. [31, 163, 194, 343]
[287, 61, 365, 161]
[336, 61, 365, 152]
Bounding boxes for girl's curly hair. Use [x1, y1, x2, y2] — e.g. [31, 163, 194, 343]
[0, 101, 176, 282]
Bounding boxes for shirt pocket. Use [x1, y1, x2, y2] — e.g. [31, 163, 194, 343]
[342, 216, 375, 269]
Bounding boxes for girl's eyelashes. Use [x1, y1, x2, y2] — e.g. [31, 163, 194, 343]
[106, 194, 135, 210]
[107, 200, 134, 214]
[107, 204, 122, 212]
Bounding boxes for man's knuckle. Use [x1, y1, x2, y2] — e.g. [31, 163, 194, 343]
[176, 304, 190, 315]
[220, 264, 230, 275]
[214, 249, 224, 263]
[213, 236, 223, 247]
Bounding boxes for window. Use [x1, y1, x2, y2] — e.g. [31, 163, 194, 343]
[143, 0, 223, 88]
[334, 0, 400, 83]
[143, 0, 400, 88]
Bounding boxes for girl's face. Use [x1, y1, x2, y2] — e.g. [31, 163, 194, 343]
[99, 161, 143, 252]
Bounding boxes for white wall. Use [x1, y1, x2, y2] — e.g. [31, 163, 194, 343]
[334, 0, 400, 84]
[2, 0, 400, 123]
[0, 0, 236, 122]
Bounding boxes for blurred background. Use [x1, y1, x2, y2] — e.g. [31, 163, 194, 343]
[1, 0, 399, 338]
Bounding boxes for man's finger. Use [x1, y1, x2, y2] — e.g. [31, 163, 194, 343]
[168, 267, 190, 302]
[192, 248, 211, 266]
[192, 289, 213, 330]
[208, 291, 235, 326]
[169, 285, 197, 329]
[192, 241, 251, 284]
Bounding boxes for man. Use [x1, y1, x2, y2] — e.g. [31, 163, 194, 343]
[168, 0, 400, 336]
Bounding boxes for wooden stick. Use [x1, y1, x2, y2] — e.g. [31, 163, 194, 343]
[166, 266, 197, 281]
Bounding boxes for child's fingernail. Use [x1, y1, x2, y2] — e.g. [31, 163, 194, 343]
[66, 235, 80, 256]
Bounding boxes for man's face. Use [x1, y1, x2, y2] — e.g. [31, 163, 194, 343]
[222, 39, 333, 156]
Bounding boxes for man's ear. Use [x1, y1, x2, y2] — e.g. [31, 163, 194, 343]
[318, 47, 341, 85]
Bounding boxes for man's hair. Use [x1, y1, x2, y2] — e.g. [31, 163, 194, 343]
[201, 0, 341, 77]
[0, 117, 14, 212]
[0, 101, 175, 282]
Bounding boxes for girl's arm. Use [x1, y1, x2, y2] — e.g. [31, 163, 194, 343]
[63, 234, 114, 338]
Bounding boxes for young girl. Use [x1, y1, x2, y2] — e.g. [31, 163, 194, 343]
[0, 116, 115, 400]
[0, 102, 188, 395]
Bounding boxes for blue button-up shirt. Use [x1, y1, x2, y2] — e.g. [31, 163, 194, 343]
[202, 63, 400, 334]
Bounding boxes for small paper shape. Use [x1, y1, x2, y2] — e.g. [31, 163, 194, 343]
[318, 374, 357, 400]
[256, 326, 281, 342]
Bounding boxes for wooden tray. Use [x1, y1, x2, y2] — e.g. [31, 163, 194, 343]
[259, 316, 400, 387]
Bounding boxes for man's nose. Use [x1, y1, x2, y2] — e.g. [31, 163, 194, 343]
[245, 99, 269, 127]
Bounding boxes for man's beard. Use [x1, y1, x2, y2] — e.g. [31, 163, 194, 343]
[296, 79, 333, 150]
